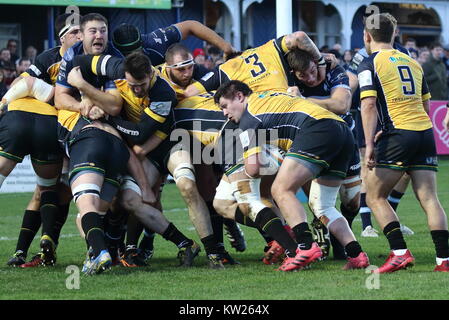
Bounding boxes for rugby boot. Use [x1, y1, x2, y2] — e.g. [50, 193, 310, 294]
[7, 250, 26, 267]
[219, 250, 240, 265]
[40, 235, 57, 266]
[207, 253, 225, 269]
[20, 253, 44, 268]
[311, 218, 330, 260]
[373, 249, 415, 273]
[434, 260, 449, 272]
[262, 240, 285, 265]
[83, 250, 112, 275]
[278, 242, 323, 272]
[177, 241, 201, 267]
[343, 252, 370, 270]
[224, 222, 247, 252]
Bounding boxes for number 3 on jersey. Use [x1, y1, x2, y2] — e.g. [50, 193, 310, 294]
[244, 53, 266, 77]
[397, 65, 415, 95]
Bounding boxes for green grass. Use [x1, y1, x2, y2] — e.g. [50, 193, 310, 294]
[1, 161, 449, 300]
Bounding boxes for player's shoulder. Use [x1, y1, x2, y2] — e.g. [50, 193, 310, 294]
[36, 46, 62, 63]
[63, 41, 83, 61]
[150, 76, 177, 98]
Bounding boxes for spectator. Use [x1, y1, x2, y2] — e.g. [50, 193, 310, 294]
[404, 37, 417, 51]
[342, 49, 353, 70]
[422, 42, 448, 100]
[24, 45, 37, 64]
[16, 58, 31, 75]
[204, 55, 215, 69]
[6, 39, 19, 65]
[193, 47, 206, 66]
[444, 46, 449, 99]
[0, 68, 7, 99]
[0, 48, 12, 68]
[332, 43, 342, 55]
[320, 45, 329, 53]
[207, 46, 222, 64]
[418, 49, 430, 65]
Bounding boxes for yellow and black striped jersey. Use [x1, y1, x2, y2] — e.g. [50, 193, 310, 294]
[174, 92, 227, 146]
[195, 37, 294, 93]
[238, 91, 344, 157]
[358, 49, 432, 131]
[8, 46, 63, 116]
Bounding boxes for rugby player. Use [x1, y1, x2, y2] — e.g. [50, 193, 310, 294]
[347, 14, 414, 237]
[359, 13, 449, 273]
[286, 48, 360, 260]
[215, 81, 370, 271]
[5, 13, 81, 267]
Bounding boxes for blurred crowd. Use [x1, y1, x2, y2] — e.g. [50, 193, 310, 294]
[0, 39, 37, 97]
[2, 36, 449, 101]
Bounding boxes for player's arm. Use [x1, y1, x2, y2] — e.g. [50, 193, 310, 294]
[421, 74, 432, 115]
[307, 87, 351, 115]
[358, 58, 378, 170]
[347, 71, 359, 93]
[185, 67, 222, 97]
[126, 146, 156, 204]
[67, 66, 122, 116]
[307, 68, 352, 114]
[54, 85, 83, 112]
[238, 111, 263, 178]
[133, 134, 166, 160]
[175, 20, 235, 57]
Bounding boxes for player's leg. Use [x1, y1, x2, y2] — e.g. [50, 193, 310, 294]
[388, 173, 414, 235]
[409, 170, 449, 271]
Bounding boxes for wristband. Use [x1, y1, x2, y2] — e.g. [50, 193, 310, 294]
[318, 56, 326, 67]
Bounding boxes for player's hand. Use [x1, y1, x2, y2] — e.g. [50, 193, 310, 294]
[287, 86, 303, 97]
[223, 45, 237, 60]
[132, 144, 147, 160]
[365, 144, 376, 170]
[374, 130, 383, 143]
[67, 66, 86, 89]
[323, 53, 338, 69]
[88, 106, 105, 120]
[79, 97, 94, 117]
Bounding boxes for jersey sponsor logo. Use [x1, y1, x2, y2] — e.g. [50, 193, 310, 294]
[358, 70, 373, 87]
[150, 101, 171, 116]
[201, 72, 214, 82]
[426, 156, 438, 165]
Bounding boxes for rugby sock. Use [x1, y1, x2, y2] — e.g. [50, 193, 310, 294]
[430, 230, 449, 260]
[388, 190, 404, 212]
[53, 203, 70, 246]
[344, 241, 363, 258]
[139, 228, 156, 252]
[206, 201, 224, 246]
[201, 235, 219, 255]
[104, 209, 124, 248]
[360, 193, 373, 229]
[383, 221, 407, 251]
[162, 223, 193, 248]
[81, 212, 107, 258]
[292, 222, 314, 250]
[16, 210, 41, 254]
[330, 233, 347, 260]
[40, 191, 59, 242]
[255, 208, 298, 257]
[125, 214, 143, 247]
[341, 203, 359, 229]
[234, 207, 257, 228]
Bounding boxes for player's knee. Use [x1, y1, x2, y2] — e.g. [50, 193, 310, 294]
[173, 162, 195, 184]
[309, 181, 341, 227]
[120, 190, 140, 212]
[340, 177, 361, 211]
[176, 178, 199, 203]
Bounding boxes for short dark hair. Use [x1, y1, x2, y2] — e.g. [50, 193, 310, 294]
[286, 48, 314, 73]
[429, 42, 443, 50]
[80, 13, 108, 32]
[7, 39, 17, 46]
[112, 24, 142, 56]
[364, 13, 397, 43]
[224, 51, 242, 61]
[214, 80, 253, 104]
[406, 37, 416, 44]
[55, 13, 82, 38]
[18, 58, 31, 65]
[123, 51, 152, 80]
[165, 43, 191, 64]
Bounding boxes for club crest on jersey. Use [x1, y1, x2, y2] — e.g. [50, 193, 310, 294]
[150, 101, 171, 116]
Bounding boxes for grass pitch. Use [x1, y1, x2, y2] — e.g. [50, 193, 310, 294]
[1, 160, 449, 300]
